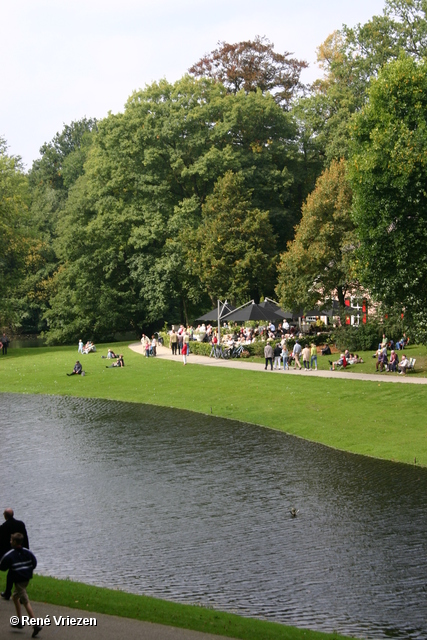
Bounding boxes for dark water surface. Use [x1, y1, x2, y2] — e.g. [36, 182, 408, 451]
[1, 393, 426, 638]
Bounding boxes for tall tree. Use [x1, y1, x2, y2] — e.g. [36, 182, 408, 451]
[296, 0, 427, 168]
[349, 54, 427, 334]
[0, 139, 32, 327]
[184, 171, 277, 304]
[44, 77, 297, 342]
[189, 36, 307, 109]
[21, 118, 98, 334]
[276, 159, 356, 312]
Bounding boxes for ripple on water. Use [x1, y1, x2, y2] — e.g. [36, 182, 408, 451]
[1, 393, 427, 639]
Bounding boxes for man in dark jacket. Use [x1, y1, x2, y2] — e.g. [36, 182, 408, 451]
[0, 509, 29, 600]
[0, 532, 41, 637]
[67, 361, 83, 376]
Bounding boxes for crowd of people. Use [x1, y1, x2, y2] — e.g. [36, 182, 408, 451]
[65, 327, 414, 376]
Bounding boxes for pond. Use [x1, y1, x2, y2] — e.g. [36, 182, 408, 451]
[1, 393, 426, 639]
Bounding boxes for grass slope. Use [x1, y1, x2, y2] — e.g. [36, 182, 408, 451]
[0, 343, 426, 466]
[0, 574, 355, 640]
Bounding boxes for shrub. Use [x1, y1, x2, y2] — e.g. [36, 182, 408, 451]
[332, 323, 381, 351]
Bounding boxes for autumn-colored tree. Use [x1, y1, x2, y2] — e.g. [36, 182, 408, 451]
[276, 159, 357, 312]
[189, 36, 307, 109]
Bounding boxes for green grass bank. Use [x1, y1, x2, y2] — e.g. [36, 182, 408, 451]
[0, 574, 354, 640]
[0, 343, 426, 466]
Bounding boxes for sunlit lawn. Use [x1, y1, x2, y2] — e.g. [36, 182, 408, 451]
[245, 343, 427, 376]
[1, 342, 426, 466]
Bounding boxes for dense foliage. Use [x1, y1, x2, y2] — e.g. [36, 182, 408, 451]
[3, 1, 427, 344]
[350, 55, 427, 340]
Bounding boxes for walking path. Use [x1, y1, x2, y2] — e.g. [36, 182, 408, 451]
[130, 343, 427, 385]
[0, 599, 229, 640]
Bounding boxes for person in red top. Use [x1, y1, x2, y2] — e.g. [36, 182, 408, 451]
[330, 354, 347, 370]
[182, 342, 188, 365]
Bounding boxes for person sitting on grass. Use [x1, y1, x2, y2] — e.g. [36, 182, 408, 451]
[67, 361, 83, 376]
[101, 349, 118, 359]
[348, 353, 364, 365]
[329, 354, 347, 370]
[106, 355, 124, 368]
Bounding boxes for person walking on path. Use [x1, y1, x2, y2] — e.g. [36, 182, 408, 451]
[302, 345, 311, 370]
[182, 342, 188, 365]
[0, 509, 30, 601]
[292, 340, 302, 370]
[264, 342, 274, 370]
[273, 343, 282, 370]
[183, 331, 190, 355]
[0, 532, 41, 637]
[170, 329, 178, 355]
[281, 344, 289, 370]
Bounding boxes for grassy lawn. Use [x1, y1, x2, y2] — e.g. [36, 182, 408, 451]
[0, 574, 355, 640]
[1, 342, 426, 466]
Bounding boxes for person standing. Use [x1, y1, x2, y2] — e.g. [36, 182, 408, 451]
[310, 343, 318, 371]
[292, 340, 302, 370]
[1, 333, 9, 355]
[273, 343, 282, 370]
[177, 332, 183, 355]
[170, 329, 178, 355]
[78, 339, 83, 354]
[281, 344, 289, 370]
[302, 344, 311, 370]
[182, 341, 188, 365]
[0, 509, 29, 601]
[0, 532, 41, 637]
[264, 342, 274, 370]
[183, 331, 190, 355]
[151, 335, 157, 357]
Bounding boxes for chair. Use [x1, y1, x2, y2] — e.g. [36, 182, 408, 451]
[407, 358, 416, 372]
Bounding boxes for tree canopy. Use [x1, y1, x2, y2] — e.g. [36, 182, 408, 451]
[41, 76, 298, 342]
[349, 54, 427, 333]
[184, 171, 277, 304]
[276, 159, 356, 312]
[189, 36, 307, 109]
[0, 139, 32, 327]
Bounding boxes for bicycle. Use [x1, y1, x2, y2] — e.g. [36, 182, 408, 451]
[210, 344, 226, 359]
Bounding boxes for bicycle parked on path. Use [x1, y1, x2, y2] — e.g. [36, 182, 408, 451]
[223, 343, 245, 359]
[210, 344, 227, 359]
